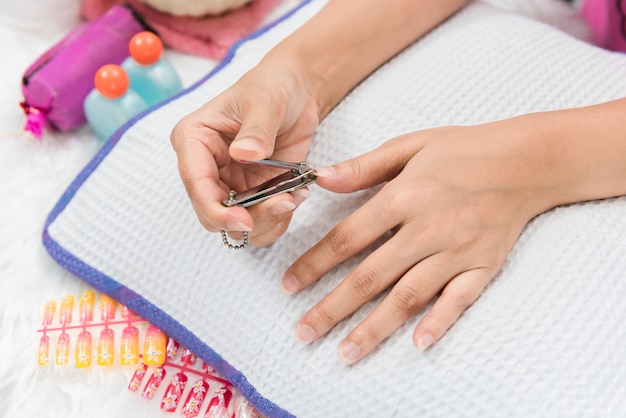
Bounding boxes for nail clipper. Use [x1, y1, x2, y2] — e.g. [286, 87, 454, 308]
[222, 159, 318, 207]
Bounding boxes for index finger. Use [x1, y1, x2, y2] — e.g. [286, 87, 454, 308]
[171, 121, 254, 231]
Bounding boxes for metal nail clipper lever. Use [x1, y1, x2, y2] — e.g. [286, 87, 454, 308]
[222, 160, 318, 207]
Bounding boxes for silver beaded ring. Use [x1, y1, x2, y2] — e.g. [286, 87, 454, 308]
[221, 230, 249, 250]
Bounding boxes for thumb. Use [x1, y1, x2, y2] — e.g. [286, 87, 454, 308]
[315, 140, 414, 193]
[230, 104, 280, 161]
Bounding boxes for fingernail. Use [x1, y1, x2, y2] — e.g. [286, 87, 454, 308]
[234, 138, 264, 154]
[226, 221, 252, 232]
[315, 166, 336, 178]
[417, 333, 434, 351]
[338, 342, 361, 364]
[281, 274, 299, 294]
[143, 325, 167, 365]
[97, 328, 115, 365]
[271, 200, 297, 216]
[100, 294, 116, 321]
[120, 325, 140, 365]
[59, 294, 74, 324]
[295, 324, 316, 345]
[292, 188, 311, 206]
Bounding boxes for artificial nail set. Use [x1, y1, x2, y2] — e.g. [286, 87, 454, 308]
[37, 290, 262, 417]
[38, 290, 161, 367]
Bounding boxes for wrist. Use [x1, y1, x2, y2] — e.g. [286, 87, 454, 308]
[523, 99, 626, 211]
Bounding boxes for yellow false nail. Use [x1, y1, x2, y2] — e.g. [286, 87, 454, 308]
[55, 333, 70, 365]
[59, 295, 74, 325]
[75, 331, 93, 368]
[42, 300, 57, 326]
[79, 290, 95, 323]
[97, 328, 115, 365]
[38, 335, 50, 366]
[143, 325, 166, 366]
[120, 325, 139, 366]
[100, 294, 117, 321]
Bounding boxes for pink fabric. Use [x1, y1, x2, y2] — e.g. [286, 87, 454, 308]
[580, 0, 626, 52]
[80, 0, 282, 60]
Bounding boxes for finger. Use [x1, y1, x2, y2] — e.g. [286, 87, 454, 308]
[330, 254, 458, 364]
[190, 201, 220, 233]
[246, 188, 310, 246]
[172, 127, 254, 232]
[249, 217, 292, 247]
[315, 134, 424, 193]
[412, 268, 492, 351]
[245, 194, 295, 246]
[293, 245, 452, 354]
[282, 191, 400, 294]
[229, 98, 283, 161]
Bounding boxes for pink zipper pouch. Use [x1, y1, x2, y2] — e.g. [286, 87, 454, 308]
[20, 5, 149, 135]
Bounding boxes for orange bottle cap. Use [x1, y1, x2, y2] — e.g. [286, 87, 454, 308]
[129, 31, 163, 65]
[94, 64, 129, 99]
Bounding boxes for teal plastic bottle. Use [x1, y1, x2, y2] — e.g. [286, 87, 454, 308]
[122, 31, 182, 107]
[83, 64, 148, 142]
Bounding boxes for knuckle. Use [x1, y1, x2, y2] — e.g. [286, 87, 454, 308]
[391, 285, 425, 315]
[444, 289, 475, 313]
[291, 258, 322, 285]
[347, 267, 379, 299]
[380, 183, 405, 216]
[353, 322, 380, 345]
[344, 158, 365, 180]
[325, 227, 355, 257]
[170, 115, 193, 147]
[310, 304, 336, 328]
[180, 175, 199, 200]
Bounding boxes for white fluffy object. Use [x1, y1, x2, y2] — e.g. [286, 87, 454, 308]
[138, 0, 252, 16]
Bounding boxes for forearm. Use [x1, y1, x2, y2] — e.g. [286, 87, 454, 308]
[525, 97, 626, 211]
[263, 0, 469, 119]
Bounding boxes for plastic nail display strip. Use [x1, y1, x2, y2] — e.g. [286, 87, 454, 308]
[37, 290, 262, 417]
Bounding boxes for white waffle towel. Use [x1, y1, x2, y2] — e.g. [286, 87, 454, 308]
[45, 1, 626, 416]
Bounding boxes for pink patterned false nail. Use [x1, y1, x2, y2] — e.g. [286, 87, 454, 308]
[142, 367, 166, 400]
[181, 379, 210, 418]
[59, 295, 74, 325]
[42, 300, 56, 326]
[38, 335, 50, 366]
[128, 362, 148, 392]
[97, 328, 115, 365]
[79, 290, 95, 323]
[232, 393, 261, 418]
[143, 325, 166, 365]
[160, 372, 188, 412]
[55, 333, 70, 365]
[202, 362, 218, 377]
[180, 348, 197, 366]
[75, 330, 93, 368]
[204, 386, 233, 418]
[120, 325, 140, 366]
[165, 338, 180, 360]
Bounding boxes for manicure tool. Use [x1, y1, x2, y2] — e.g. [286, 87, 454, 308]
[222, 159, 318, 207]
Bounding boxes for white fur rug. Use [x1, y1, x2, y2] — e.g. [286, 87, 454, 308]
[0, 1, 587, 417]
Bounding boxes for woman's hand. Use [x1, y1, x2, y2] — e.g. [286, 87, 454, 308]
[170, 61, 320, 247]
[170, 0, 470, 247]
[283, 116, 565, 363]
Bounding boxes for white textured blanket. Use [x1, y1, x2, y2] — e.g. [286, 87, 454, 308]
[44, 1, 626, 417]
